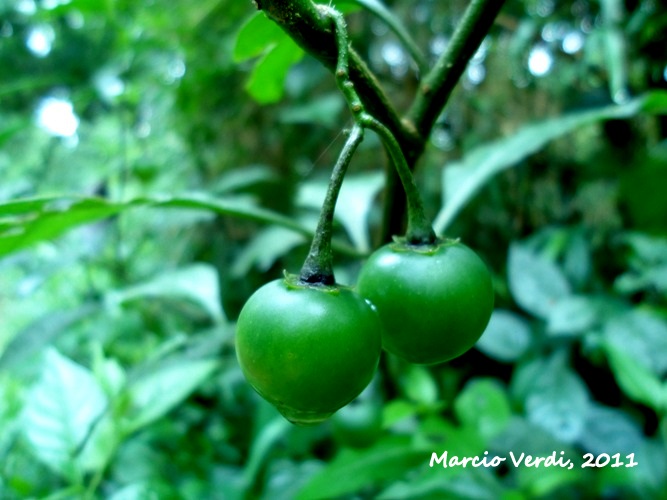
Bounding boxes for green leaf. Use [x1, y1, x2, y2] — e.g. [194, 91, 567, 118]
[512, 355, 591, 443]
[401, 365, 438, 406]
[600, 0, 630, 103]
[604, 342, 665, 412]
[77, 411, 120, 473]
[579, 404, 644, 456]
[241, 417, 291, 492]
[231, 226, 307, 278]
[107, 264, 225, 323]
[0, 197, 125, 258]
[245, 36, 304, 104]
[214, 165, 278, 194]
[507, 243, 571, 319]
[378, 467, 507, 500]
[295, 435, 432, 499]
[263, 460, 324, 500]
[0, 304, 98, 373]
[233, 11, 286, 62]
[107, 481, 180, 500]
[278, 93, 345, 129]
[381, 399, 419, 428]
[125, 358, 218, 432]
[546, 296, 599, 337]
[299, 172, 385, 252]
[475, 309, 532, 362]
[454, 378, 512, 441]
[433, 92, 667, 233]
[0, 193, 360, 260]
[22, 348, 107, 479]
[604, 309, 667, 376]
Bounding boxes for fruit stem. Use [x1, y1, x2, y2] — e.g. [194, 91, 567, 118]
[324, 5, 436, 246]
[361, 115, 436, 245]
[299, 124, 364, 285]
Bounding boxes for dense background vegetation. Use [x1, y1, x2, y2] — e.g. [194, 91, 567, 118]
[1, 0, 666, 498]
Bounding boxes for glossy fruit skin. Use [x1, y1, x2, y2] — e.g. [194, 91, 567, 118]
[235, 277, 382, 425]
[357, 239, 494, 365]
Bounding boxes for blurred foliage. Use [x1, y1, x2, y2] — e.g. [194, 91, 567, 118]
[1, 0, 667, 498]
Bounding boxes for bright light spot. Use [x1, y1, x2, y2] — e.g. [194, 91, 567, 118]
[26, 24, 55, 57]
[94, 69, 125, 100]
[562, 31, 585, 54]
[42, 0, 71, 9]
[136, 122, 151, 138]
[36, 97, 79, 138]
[471, 38, 489, 63]
[467, 63, 486, 85]
[66, 11, 84, 29]
[431, 127, 454, 151]
[429, 35, 447, 57]
[541, 22, 570, 43]
[16, 0, 37, 15]
[381, 41, 408, 78]
[528, 46, 553, 76]
[613, 89, 630, 104]
[663, 65, 667, 82]
[166, 58, 186, 82]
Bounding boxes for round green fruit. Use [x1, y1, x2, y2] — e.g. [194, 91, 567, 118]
[356, 239, 494, 365]
[235, 276, 382, 425]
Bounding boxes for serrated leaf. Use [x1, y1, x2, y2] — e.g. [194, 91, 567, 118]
[433, 92, 667, 233]
[22, 348, 107, 479]
[507, 244, 571, 319]
[475, 309, 532, 362]
[125, 358, 218, 432]
[233, 11, 286, 62]
[245, 36, 304, 104]
[107, 264, 224, 323]
[604, 342, 665, 412]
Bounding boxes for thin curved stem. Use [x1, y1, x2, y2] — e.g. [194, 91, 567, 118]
[324, 3, 435, 246]
[255, 0, 420, 155]
[408, 0, 506, 137]
[299, 124, 365, 285]
[360, 115, 435, 245]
